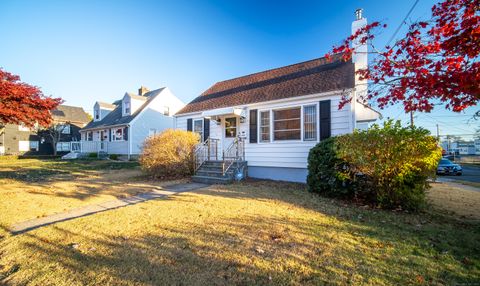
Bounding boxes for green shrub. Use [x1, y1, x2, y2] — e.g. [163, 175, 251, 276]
[307, 137, 357, 197]
[307, 120, 442, 210]
[109, 154, 119, 160]
[88, 153, 97, 158]
[139, 129, 199, 178]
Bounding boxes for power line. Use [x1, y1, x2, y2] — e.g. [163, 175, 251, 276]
[386, 0, 420, 47]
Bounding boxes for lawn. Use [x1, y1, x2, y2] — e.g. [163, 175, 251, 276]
[0, 159, 479, 285]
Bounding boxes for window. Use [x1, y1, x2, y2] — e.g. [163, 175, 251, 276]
[225, 117, 237, 138]
[87, 132, 93, 141]
[60, 124, 71, 134]
[18, 125, 30, 131]
[112, 127, 124, 141]
[193, 119, 203, 141]
[273, 107, 301, 141]
[148, 129, 156, 137]
[18, 141, 29, 151]
[260, 111, 270, 142]
[163, 106, 170, 116]
[95, 109, 100, 120]
[56, 142, 70, 152]
[303, 105, 317, 141]
[124, 102, 130, 114]
[29, 141, 39, 151]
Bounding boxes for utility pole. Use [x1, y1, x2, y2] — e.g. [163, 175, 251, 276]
[436, 124, 440, 141]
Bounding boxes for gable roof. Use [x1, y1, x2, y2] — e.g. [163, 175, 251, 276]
[52, 105, 90, 124]
[82, 88, 166, 130]
[176, 54, 354, 115]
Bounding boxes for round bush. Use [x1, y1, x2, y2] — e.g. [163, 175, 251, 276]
[139, 129, 200, 178]
[307, 120, 442, 210]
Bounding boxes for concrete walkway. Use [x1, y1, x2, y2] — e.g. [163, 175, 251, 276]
[10, 182, 209, 235]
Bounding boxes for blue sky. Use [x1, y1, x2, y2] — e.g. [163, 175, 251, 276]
[0, 0, 478, 138]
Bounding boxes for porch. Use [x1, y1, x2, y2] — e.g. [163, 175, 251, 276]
[192, 137, 247, 184]
[71, 141, 129, 155]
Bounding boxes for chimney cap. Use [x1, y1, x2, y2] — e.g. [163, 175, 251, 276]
[355, 8, 363, 20]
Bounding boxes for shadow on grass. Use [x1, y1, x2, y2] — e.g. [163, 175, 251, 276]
[1, 180, 479, 285]
[2, 210, 478, 285]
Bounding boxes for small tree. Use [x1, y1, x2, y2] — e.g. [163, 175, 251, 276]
[0, 68, 62, 128]
[37, 122, 69, 156]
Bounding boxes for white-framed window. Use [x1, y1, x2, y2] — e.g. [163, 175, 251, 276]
[30, 141, 39, 151]
[193, 119, 203, 141]
[94, 109, 100, 120]
[18, 125, 30, 131]
[124, 102, 130, 114]
[273, 107, 301, 141]
[148, 129, 157, 137]
[163, 106, 170, 116]
[56, 142, 70, 152]
[225, 117, 237, 138]
[303, 105, 317, 141]
[59, 124, 71, 134]
[112, 127, 124, 141]
[260, 111, 270, 142]
[87, 131, 93, 141]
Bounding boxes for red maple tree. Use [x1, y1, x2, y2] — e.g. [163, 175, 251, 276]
[0, 68, 62, 128]
[327, 0, 479, 115]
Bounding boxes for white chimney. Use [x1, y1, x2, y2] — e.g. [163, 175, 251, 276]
[351, 8, 368, 70]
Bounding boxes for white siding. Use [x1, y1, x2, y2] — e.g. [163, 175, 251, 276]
[175, 91, 353, 169]
[245, 94, 351, 169]
[129, 88, 184, 154]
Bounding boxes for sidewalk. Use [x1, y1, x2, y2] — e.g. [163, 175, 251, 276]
[10, 182, 209, 234]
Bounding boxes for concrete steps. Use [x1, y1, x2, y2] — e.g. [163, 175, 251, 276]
[192, 160, 247, 184]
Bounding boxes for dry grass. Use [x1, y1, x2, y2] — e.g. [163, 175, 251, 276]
[0, 159, 185, 230]
[427, 182, 480, 220]
[0, 160, 479, 285]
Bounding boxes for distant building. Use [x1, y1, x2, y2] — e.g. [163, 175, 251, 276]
[0, 105, 90, 155]
[79, 86, 185, 157]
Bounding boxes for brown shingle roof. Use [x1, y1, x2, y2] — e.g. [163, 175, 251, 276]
[176, 54, 354, 115]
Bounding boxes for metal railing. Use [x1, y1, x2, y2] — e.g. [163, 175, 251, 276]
[222, 137, 245, 175]
[194, 138, 219, 172]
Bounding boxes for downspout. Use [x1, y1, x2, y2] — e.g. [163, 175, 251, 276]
[128, 124, 131, 160]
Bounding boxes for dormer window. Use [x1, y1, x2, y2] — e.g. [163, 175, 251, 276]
[163, 106, 170, 116]
[124, 102, 130, 114]
[95, 111, 99, 120]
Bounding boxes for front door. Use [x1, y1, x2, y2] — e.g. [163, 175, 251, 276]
[223, 117, 238, 152]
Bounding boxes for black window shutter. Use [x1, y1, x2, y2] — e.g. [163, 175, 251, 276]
[249, 109, 258, 143]
[108, 129, 111, 141]
[203, 118, 210, 140]
[187, 118, 192, 131]
[319, 100, 331, 140]
[123, 126, 128, 141]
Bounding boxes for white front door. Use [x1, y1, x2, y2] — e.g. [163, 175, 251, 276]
[222, 116, 238, 152]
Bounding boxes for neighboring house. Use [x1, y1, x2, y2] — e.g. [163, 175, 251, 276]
[174, 10, 380, 183]
[79, 86, 185, 157]
[0, 105, 90, 155]
[0, 124, 40, 155]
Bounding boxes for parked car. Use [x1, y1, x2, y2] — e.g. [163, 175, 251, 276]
[437, 158, 462, 176]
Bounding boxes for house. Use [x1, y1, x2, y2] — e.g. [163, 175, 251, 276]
[0, 105, 90, 155]
[78, 86, 185, 157]
[174, 9, 380, 183]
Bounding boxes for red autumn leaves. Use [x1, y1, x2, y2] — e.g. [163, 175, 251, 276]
[327, 0, 479, 113]
[0, 68, 62, 128]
